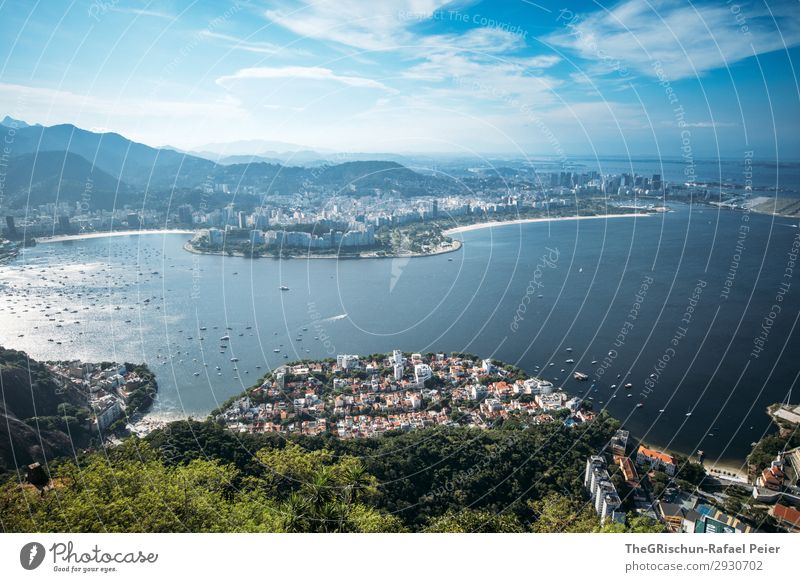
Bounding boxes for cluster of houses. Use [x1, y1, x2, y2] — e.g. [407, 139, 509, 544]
[216, 352, 594, 438]
[584, 432, 774, 532]
[751, 445, 800, 532]
[47, 361, 146, 431]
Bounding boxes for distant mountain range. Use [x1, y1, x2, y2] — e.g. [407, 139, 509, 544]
[0, 116, 446, 210]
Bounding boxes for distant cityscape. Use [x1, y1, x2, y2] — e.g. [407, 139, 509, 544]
[2, 166, 708, 246]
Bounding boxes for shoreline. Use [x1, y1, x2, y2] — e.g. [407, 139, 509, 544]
[182, 238, 463, 260]
[36, 229, 196, 244]
[638, 439, 750, 482]
[443, 212, 653, 235]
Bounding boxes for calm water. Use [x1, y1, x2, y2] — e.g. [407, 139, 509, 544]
[1, 203, 799, 463]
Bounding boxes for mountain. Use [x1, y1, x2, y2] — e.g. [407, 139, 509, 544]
[0, 118, 451, 207]
[2, 151, 134, 209]
[0, 121, 216, 189]
[1, 115, 32, 128]
[0, 347, 90, 472]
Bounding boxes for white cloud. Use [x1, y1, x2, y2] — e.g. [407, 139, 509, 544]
[198, 30, 310, 56]
[546, 0, 800, 80]
[215, 66, 395, 92]
[264, 0, 450, 52]
[0, 82, 246, 124]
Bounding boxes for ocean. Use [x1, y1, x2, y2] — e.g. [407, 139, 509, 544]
[1, 202, 798, 464]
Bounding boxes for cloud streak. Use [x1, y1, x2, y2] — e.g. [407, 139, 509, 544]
[546, 0, 800, 80]
[216, 66, 396, 93]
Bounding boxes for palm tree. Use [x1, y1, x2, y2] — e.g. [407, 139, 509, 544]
[281, 492, 310, 533]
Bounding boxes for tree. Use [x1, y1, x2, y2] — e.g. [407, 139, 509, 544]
[426, 509, 524, 533]
[528, 493, 599, 533]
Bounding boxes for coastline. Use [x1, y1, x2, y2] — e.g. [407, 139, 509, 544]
[639, 439, 750, 482]
[37, 228, 196, 244]
[182, 238, 463, 260]
[443, 212, 653, 235]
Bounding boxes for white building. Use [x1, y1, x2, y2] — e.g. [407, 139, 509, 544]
[585, 456, 622, 524]
[336, 354, 360, 370]
[414, 363, 432, 384]
[524, 378, 554, 394]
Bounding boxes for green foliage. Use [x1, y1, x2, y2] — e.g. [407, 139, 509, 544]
[0, 440, 400, 533]
[528, 492, 599, 532]
[144, 415, 619, 530]
[426, 509, 524, 533]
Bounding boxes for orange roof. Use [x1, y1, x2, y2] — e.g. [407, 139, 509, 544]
[773, 504, 800, 526]
[638, 445, 676, 465]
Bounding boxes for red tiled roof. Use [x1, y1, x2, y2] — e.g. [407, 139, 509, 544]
[773, 504, 800, 527]
[638, 445, 676, 465]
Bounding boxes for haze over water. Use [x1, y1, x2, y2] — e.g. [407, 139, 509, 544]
[1, 202, 798, 464]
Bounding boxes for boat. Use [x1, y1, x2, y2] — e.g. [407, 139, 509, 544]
[624, 383, 633, 389]
[636, 403, 644, 408]
[230, 357, 239, 362]
[565, 358, 574, 363]
[279, 285, 289, 291]
[273, 348, 280, 353]
[219, 335, 230, 341]
[573, 372, 589, 381]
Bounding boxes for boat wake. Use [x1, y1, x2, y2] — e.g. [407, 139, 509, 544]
[318, 313, 348, 323]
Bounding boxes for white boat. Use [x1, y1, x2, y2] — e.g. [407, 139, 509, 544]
[219, 335, 230, 341]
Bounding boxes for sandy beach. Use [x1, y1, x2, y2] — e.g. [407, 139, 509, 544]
[37, 229, 196, 244]
[443, 213, 653, 235]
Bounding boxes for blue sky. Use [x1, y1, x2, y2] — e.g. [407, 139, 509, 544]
[1, 0, 798, 158]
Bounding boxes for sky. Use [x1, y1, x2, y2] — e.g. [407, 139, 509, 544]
[0, 0, 799, 159]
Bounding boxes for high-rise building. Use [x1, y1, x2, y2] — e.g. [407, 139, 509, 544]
[58, 215, 71, 232]
[178, 204, 193, 225]
[5, 216, 16, 238]
[651, 174, 662, 191]
[414, 363, 432, 384]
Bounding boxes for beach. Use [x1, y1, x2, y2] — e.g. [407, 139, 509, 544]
[443, 212, 653, 235]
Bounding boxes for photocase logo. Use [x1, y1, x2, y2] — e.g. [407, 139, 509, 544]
[20, 542, 46, 570]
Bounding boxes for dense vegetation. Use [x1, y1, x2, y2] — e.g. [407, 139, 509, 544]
[123, 364, 158, 415]
[0, 346, 92, 472]
[0, 348, 159, 473]
[1, 416, 663, 532]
